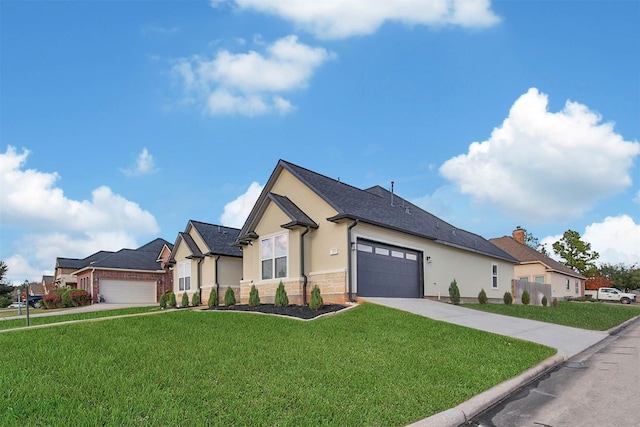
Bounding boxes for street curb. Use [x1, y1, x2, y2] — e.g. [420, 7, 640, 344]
[407, 354, 565, 427]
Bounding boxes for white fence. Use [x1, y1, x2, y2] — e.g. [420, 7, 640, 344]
[511, 280, 552, 306]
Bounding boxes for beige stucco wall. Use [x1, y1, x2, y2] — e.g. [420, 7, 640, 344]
[514, 263, 583, 300]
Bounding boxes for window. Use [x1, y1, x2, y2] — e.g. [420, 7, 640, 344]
[261, 233, 288, 280]
[178, 261, 191, 291]
[575, 280, 579, 294]
[492, 264, 498, 289]
[535, 276, 545, 284]
[566, 279, 570, 290]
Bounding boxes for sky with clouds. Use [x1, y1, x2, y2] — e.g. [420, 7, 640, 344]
[1, 0, 638, 284]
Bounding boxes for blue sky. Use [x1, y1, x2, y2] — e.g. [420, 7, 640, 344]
[1, 0, 639, 284]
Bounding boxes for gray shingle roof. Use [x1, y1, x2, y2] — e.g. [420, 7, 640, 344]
[489, 236, 586, 279]
[85, 238, 173, 271]
[188, 221, 242, 258]
[268, 193, 318, 229]
[259, 160, 516, 262]
[57, 250, 114, 269]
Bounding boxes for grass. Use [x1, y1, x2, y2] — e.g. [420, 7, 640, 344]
[0, 303, 555, 426]
[465, 301, 640, 331]
[0, 306, 158, 330]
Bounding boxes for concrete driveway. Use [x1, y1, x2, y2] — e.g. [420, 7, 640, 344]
[364, 297, 607, 358]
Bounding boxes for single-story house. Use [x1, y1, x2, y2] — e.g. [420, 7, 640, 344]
[234, 160, 517, 305]
[40, 275, 55, 295]
[167, 220, 242, 305]
[71, 238, 173, 303]
[54, 251, 114, 289]
[490, 229, 585, 300]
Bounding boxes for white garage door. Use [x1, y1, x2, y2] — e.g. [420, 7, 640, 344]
[100, 280, 156, 304]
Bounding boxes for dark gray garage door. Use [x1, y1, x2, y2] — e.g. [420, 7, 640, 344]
[356, 239, 422, 298]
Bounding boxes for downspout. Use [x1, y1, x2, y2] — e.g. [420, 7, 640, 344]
[300, 226, 311, 305]
[214, 255, 221, 304]
[197, 258, 204, 303]
[347, 219, 359, 302]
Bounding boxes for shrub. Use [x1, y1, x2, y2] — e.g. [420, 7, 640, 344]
[478, 288, 488, 304]
[503, 291, 513, 305]
[522, 290, 530, 305]
[181, 292, 189, 308]
[43, 294, 62, 309]
[0, 296, 10, 308]
[248, 285, 260, 307]
[159, 293, 167, 309]
[552, 297, 558, 307]
[224, 287, 236, 306]
[62, 289, 91, 307]
[191, 292, 200, 307]
[167, 292, 177, 308]
[448, 279, 460, 305]
[274, 281, 289, 308]
[208, 288, 218, 308]
[541, 295, 548, 307]
[309, 285, 324, 310]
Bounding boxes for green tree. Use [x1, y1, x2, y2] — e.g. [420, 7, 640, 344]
[552, 230, 599, 276]
[0, 260, 13, 298]
[448, 279, 460, 305]
[599, 263, 640, 291]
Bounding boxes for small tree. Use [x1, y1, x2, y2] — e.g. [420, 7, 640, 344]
[448, 279, 460, 305]
[551, 297, 558, 307]
[503, 291, 513, 305]
[478, 288, 488, 304]
[521, 290, 530, 305]
[224, 286, 236, 306]
[168, 292, 177, 308]
[191, 292, 200, 307]
[249, 285, 260, 307]
[274, 281, 289, 308]
[181, 292, 189, 307]
[159, 293, 167, 309]
[208, 288, 218, 308]
[541, 295, 548, 307]
[309, 285, 324, 310]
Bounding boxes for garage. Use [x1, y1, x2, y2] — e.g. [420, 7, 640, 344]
[99, 280, 156, 304]
[356, 239, 422, 298]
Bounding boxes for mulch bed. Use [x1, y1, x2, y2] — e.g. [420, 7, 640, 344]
[206, 303, 347, 320]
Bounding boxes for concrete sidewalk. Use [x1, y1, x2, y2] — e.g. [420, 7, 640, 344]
[363, 297, 613, 427]
[1, 303, 156, 321]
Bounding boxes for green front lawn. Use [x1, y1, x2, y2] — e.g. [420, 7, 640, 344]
[465, 301, 640, 331]
[0, 303, 554, 426]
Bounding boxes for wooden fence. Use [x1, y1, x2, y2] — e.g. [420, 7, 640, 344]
[511, 280, 552, 306]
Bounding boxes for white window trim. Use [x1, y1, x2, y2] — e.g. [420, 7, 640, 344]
[491, 263, 499, 289]
[260, 232, 289, 281]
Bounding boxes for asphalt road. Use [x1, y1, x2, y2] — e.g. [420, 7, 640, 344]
[464, 317, 640, 427]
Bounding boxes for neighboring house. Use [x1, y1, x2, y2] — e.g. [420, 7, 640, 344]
[66, 239, 173, 303]
[234, 160, 517, 305]
[490, 229, 585, 300]
[40, 275, 54, 295]
[168, 220, 242, 305]
[54, 251, 114, 289]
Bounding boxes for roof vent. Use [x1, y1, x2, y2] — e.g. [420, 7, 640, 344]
[436, 221, 440, 228]
[452, 228, 456, 236]
[390, 181, 395, 206]
[405, 207, 410, 214]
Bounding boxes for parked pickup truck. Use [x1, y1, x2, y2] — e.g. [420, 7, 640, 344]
[584, 287, 636, 304]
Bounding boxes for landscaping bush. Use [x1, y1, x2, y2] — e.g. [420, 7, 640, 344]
[552, 297, 558, 307]
[541, 295, 548, 307]
[478, 288, 488, 304]
[167, 292, 177, 308]
[503, 291, 513, 305]
[309, 285, 324, 310]
[0, 296, 10, 308]
[248, 285, 260, 307]
[274, 281, 289, 308]
[224, 287, 236, 306]
[181, 292, 189, 308]
[42, 294, 62, 309]
[159, 293, 167, 309]
[522, 290, 530, 306]
[62, 289, 91, 307]
[191, 292, 200, 307]
[208, 288, 218, 308]
[448, 279, 460, 305]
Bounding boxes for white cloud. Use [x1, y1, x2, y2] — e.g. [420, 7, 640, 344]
[0, 146, 160, 282]
[173, 35, 334, 116]
[440, 88, 640, 223]
[121, 148, 157, 176]
[583, 215, 640, 266]
[212, 0, 500, 39]
[220, 182, 263, 228]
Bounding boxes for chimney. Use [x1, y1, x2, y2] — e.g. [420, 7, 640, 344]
[513, 227, 525, 244]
